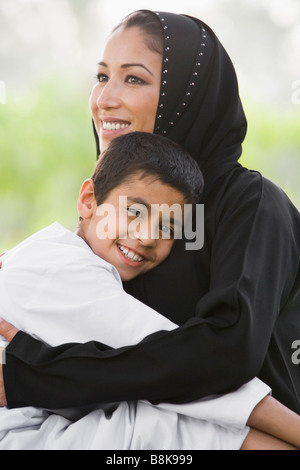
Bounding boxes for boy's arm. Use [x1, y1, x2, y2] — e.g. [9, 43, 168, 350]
[246, 394, 300, 449]
[0, 320, 19, 407]
[0, 349, 6, 407]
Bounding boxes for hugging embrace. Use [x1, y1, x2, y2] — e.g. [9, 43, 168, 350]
[1, 10, 300, 450]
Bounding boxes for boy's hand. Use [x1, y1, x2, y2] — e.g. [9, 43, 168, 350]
[0, 319, 19, 408]
[0, 348, 7, 407]
[0, 256, 16, 407]
[0, 319, 19, 342]
[0, 251, 6, 269]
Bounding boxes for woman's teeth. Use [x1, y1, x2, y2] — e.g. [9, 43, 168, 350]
[118, 245, 144, 262]
[103, 121, 130, 130]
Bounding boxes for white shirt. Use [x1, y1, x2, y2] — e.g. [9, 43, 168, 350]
[0, 222, 175, 348]
[0, 223, 270, 450]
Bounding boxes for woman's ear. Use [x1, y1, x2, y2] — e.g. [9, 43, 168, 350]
[77, 179, 96, 219]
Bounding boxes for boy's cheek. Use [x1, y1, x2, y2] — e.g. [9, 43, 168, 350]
[117, 210, 132, 240]
[94, 211, 119, 240]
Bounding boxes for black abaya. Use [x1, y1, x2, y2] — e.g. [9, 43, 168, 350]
[4, 11, 300, 413]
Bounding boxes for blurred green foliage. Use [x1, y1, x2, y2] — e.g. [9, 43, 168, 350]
[0, 77, 299, 251]
[241, 100, 300, 209]
[0, 76, 96, 251]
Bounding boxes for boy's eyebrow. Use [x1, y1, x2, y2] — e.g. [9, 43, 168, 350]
[98, 61, 154, 76]
[127, 196, 151, 210]
[127, 197, 179, 226]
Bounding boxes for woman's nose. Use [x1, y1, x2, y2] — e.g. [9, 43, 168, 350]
[96, 79, 122, 110]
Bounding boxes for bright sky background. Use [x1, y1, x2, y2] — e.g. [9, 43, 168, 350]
[1, 0, 300, 106]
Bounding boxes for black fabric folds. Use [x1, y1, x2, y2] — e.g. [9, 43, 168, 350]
[94, 11, 248, 191]
[4, 10, 300, 414]
[153, 13, 247, 185]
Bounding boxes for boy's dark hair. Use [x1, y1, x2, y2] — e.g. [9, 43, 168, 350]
[91, 132, 204, 205]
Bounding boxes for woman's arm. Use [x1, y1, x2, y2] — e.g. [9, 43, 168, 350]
[1, 321, 300, 451]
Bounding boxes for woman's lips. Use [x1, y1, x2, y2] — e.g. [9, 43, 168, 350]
[102, 121, 130, 131]
[100, 118, 131, 133]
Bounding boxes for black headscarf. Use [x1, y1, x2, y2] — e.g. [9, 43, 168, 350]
[93, 10, 247, 195]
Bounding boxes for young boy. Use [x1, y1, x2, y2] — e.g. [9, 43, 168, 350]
[0, 132, 295, 450]
[0, 132, 205, 349]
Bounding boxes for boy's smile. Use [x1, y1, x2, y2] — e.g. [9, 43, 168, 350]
[117, 243, 146, 263]
[77, 174, 186, 281]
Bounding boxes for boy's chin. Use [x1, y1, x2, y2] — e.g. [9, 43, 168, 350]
[119, 266, 150, 282]
[120, 271, 142, 282]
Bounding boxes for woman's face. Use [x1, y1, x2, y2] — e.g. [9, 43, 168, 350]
[90, 26, 162, 152]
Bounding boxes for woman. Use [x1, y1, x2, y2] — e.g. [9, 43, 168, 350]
[1, 9, 300, 420]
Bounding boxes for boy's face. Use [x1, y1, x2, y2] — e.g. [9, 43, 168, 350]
[78, 174, 186, 281]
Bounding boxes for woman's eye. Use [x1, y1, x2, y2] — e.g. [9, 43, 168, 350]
[96, 73, 108, 83]
[126, 75, 145, 85]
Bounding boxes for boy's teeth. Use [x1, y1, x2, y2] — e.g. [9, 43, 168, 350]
[118, 245, 144, 262]
[103, 121, 130, 130]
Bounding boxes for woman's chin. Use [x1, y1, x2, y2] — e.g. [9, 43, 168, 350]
[100, 127, 132, 152]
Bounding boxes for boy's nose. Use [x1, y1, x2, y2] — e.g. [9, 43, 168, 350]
[138, 235, 157, 247]
[132, 223, 157, 248]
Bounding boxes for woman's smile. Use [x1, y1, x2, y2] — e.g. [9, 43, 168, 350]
[90, 26, 162, 152]
[102, 120, 130, 131]
[100, 117, 131, 136]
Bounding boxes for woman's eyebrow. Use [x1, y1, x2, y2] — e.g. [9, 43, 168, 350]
[97, 61, 153, 77]
[121, 64, 154, 76]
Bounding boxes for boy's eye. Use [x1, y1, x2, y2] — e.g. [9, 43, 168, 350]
[160, 225, 174, 238]
[127, 206, 144, 218]
[126, 75, 145, 85]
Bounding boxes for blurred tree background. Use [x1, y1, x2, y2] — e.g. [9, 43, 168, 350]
[0, 0, 299, 251]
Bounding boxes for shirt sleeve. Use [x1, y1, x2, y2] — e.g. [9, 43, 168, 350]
[0, 234, 176, 349]
[3, 173, 300, 409]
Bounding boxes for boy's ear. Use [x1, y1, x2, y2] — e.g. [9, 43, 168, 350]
[77, 179, 96, 219]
